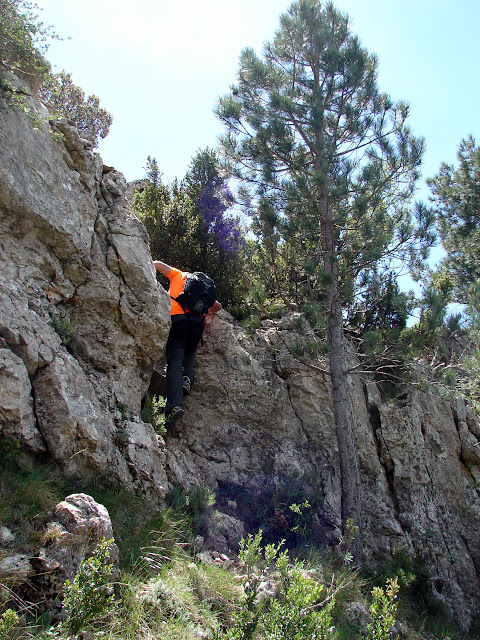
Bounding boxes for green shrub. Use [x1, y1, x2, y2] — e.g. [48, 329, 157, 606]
[263, 554, 335, 640]
[0, 609, 19, 637]
[135, 153, 248, 314]
[39, 70, 112, 147]
[215, 531, 336, 640]
[51, 313, 86, 357]
[364, 577, 399, 640]
[217, 475, 324, 549]
[62, 537, 115, 633]
[213, 531, 271, 640]
[0, 0, 54, 78]
[0, 1, 59, 133]
[141, 395, 166, 436]
[332, 518, 360, 568]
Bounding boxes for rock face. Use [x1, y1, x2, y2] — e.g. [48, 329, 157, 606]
[0, 73, 170, 499]
[1, 72, 480, 630]
[164, 313, 480, 629]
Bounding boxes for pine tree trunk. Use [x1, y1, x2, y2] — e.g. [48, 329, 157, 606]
[322, 202, 364, 564]
[327, 276, 363, 564]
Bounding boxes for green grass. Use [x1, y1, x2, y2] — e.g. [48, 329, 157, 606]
[0, 461, 65, 553]
[1, 456, 479, 640]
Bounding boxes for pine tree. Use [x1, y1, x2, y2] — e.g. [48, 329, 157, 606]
[424, 136, 480, 408]
[216, 0, 434, 561]
[428, 135, 480, 304]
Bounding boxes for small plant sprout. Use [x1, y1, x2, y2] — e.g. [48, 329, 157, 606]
[365, 577, 400, 640]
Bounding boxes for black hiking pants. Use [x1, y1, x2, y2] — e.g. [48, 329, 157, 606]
[165, 314, 205, 412]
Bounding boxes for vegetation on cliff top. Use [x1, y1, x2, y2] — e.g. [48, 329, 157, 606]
[0, 0, 112, 145]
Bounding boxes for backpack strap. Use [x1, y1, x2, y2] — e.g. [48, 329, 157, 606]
[170, 295, 206, 318]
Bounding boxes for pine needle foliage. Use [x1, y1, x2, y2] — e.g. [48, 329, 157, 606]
[428, 135, 480, 304]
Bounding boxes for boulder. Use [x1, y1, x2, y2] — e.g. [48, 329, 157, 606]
[33, 494, 119, 616]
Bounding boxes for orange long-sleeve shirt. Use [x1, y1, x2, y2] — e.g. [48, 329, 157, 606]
[167, 267, 188, 316]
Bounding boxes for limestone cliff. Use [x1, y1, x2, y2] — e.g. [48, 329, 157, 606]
[0, 72, 170, 500]
[164, 313, 480, 627]
[1, 74, 480, 630]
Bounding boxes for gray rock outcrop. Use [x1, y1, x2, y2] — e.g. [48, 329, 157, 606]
[38, 493, 119, 580]
[0, 73, 169, 499]
[164, 312, 480, 629]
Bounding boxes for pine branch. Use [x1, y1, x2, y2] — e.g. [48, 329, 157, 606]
[273, 327, 330, 375]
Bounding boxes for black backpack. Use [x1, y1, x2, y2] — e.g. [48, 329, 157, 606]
[173, 272, 217, 315]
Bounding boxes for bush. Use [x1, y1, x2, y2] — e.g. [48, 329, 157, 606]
[1, 2, 112, 148]
[62, 537, 115, 633]
[215, 531, 336, 640]
[217, 475, 325, 549]
[50, 312, 86, 357]
[364, 578, 399, 640]
[133, 154, 248, 314]
[0, 0, 53, 78]
[0, 609, 19, 637]
[263, 554, 335, 640]
[40, 70, 112, 146]
[0, 0, 55, 131]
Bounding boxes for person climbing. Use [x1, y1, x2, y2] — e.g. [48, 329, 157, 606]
[153, 260, 222, 426]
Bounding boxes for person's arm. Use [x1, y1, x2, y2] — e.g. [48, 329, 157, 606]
[209, 300, 222, 314]
[153, 260, 171, 277]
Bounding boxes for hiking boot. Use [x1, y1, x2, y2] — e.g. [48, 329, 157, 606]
[165, 406, 184, 427]
[182, 376, 192, 396]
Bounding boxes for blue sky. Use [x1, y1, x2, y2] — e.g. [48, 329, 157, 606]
[38, 0, 479, 204]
